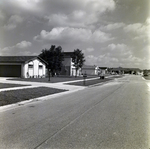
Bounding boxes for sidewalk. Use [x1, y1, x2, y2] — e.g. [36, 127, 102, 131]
[0, 77, 94, 92]
[0, 75, 124, 111]
[0, 75, 120, 92]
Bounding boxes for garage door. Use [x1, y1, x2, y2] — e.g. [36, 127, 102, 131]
[0, 65, 21, 77]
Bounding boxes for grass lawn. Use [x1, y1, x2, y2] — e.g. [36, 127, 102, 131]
[0, 87, 67, 106]
[67, 78, 113, 86]
[0, 83, 30, 89]
[143, 75, 150, 80]
[67, 75, 124, 86]
[8, 75, 96, 83]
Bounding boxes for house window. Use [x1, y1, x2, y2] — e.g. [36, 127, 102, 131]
[28, 64, 33, 68]
[39, 65, 43, 69]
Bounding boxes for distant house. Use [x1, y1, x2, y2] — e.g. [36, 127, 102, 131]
[81, 65, 99, 75]
[0, 56, 47, 78]
[99, 67, 108, 76]
[110, 67, 124, 74]
[109, 67, 142, 75]
[60, 52, 81, 76]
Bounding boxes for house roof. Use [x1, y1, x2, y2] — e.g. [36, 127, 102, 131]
[0, 56, 47, 64]
[99, 67, 107, 70]
[63, 52, 74, 58]
[82, 65, 98, 69]
[110, 67, 141, 71]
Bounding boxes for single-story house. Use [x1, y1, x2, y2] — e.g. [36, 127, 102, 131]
[81, 65, 99, 75]
[0, 56, 47, 78]
[98, 67, 108, 76]
[109, 67, 142, 75]
[109, 67, 124, 74]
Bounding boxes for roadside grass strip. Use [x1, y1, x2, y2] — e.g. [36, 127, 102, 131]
[0, 87, 67, 106]
[66, 78, 113, 86]
[0, 83, 30, 89]
[66, 75, 124, 86]
[143, 76, 150, 80]
[7, 76, 96, 83]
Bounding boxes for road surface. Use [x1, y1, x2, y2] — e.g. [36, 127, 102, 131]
[0, 75, 149, 149]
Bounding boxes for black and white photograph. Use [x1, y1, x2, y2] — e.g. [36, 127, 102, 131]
[0, 0, 150, 148]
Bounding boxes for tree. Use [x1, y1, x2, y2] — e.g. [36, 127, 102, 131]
[39, 45, 64, 80]
[72, 49, 85, 77]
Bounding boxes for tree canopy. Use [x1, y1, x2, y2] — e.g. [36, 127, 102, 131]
[39, 45, 64, 76]
[72, 49, 85, 76]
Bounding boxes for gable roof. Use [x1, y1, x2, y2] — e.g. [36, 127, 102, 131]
[82, 65, 98, 69]
[63, 52, 74, 58]
[0, 56, 47, 64]
[99, 67, 107, 69]
[110, 67, 141, 71]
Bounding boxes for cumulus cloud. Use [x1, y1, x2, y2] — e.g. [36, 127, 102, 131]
[101, 22, 125, 31]
[0, 10, 5, 20]
[45, 11, 87, 28]
[42, 0, 115, 28]
[123, 21, 149, 46]
[4, 15, 23, 30]
[1, 0, 41, 15]
[85, 0, 115, 13]
[107, 43, 132, 57]
[104, 43, 146, 68]
[16, 41, 32, 48]
[0, 41, 32, 55]
[86, 55, 98, 65]
[86, 48, 95, 52]
[0, 0, 115, 18]
[124, 23, 146, 34]
[0, 0, 149, 69]
[146, 17, 150, 24]
[92, 29, 114, 42]
[72, 10, 86, 20]
[85, 54, 120, 67]
[34, 27, 113, 43]
[34, 27, 92, 43]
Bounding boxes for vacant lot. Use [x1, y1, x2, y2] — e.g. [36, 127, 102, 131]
[0, 83, 29, 89]
[0, 87, 67, 106]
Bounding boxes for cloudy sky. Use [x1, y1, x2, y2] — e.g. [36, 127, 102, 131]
[0, 0, 149, 69]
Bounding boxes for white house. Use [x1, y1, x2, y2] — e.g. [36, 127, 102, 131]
[81, 65, 99, 76]
[0, 56, 47, 78]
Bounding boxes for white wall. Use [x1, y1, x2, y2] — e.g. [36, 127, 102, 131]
[71, 60, 81, 76]
[24, 58, 46, 78]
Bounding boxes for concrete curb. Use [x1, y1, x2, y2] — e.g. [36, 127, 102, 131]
[0, 86, 86, 112]
[0, 75, 123, 112]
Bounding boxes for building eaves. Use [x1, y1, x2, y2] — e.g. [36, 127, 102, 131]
[0, 56, 37, 63]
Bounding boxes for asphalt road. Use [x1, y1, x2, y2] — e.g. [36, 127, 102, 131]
[0, 75, 149, 149]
